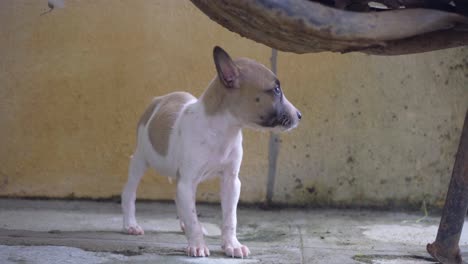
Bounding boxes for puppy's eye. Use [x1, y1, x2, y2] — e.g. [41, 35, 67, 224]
[273, 85, 281, 96]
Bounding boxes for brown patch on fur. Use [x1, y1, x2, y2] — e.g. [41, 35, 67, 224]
[147, 92, 196, 156]
[138, 98, 161, 129]
[200, 78, 226, 116]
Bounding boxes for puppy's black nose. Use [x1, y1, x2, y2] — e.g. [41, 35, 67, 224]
[297, 111, 302, 120]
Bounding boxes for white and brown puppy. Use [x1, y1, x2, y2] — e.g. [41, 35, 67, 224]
[121, 46, 301, 258]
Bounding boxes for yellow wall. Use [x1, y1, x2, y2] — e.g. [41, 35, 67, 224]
[0, 0, 271, 202]
[1, 0, 467, 208]
[274, 51, 467, 208]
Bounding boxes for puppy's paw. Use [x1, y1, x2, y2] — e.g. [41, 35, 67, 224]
[123, 224, 144, 235]
[186, 244, 210, 257]
[222, 240, 250, 258]
[180, 220, 208, 235]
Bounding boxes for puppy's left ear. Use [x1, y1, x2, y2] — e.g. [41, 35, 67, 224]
[213, 46, 239, 89]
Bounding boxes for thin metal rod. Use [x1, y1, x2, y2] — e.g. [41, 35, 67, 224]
[427, 108, 468, 264]
[270, 48, 278, 74]
[266, 49, 279, 205]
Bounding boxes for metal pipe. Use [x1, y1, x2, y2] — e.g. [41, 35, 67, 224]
[427, 108, 468, 264]
[266, 49, 279, 206]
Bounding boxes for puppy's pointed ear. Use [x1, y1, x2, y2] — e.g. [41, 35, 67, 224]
[213, 46, 239, 89]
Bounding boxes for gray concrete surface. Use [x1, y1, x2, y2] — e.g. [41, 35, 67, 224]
[0, 199, 467, 264]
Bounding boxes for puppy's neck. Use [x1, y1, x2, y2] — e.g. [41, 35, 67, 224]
[199, 77, 233, 117]
[198, 77, 242, 134]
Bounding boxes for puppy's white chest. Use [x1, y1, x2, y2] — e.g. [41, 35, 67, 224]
[173, 113, 242, 179]
[191, 129, 241, 162]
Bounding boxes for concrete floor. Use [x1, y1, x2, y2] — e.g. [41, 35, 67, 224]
[0, 199, 467, 264]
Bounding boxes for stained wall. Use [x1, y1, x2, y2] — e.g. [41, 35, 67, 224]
[0, 0, 467, 208]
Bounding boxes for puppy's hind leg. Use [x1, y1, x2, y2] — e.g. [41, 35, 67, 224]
[121, 149, 147, 235]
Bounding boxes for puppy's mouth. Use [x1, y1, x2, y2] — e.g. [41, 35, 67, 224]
[258, 112, 294, 130]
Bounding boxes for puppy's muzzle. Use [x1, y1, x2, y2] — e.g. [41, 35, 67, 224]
[278, 113, 292, 127]
[261, 110, 301, 129]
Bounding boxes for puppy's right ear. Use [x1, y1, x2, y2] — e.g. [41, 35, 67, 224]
[213, 46, 239, 89]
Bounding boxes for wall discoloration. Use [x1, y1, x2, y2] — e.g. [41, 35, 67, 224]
[272, 48, 468, 209]
[147, 92, 195, 156]
[0, 1, 466, 208]
[0, 0, 271, 202]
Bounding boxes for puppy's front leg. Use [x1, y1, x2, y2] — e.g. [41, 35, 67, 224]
[221, 173, 250, 258]
[176, 178, 210, 257]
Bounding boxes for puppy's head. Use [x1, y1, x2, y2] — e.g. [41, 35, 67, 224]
[213, 46, 301, 132]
